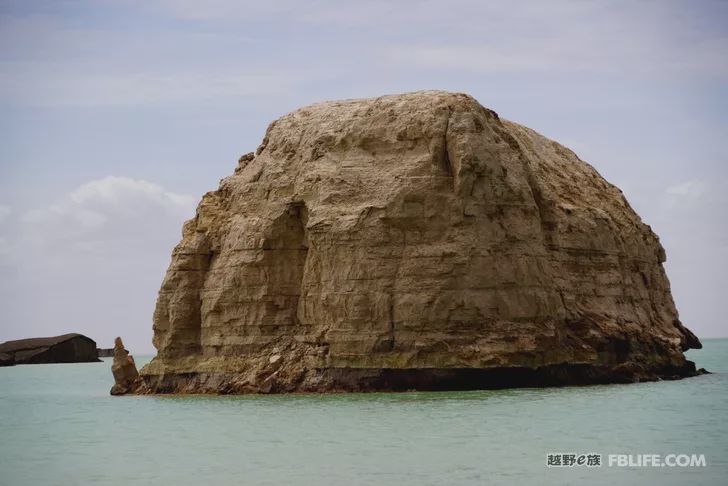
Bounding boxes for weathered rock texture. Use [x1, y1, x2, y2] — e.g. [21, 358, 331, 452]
[136, 91, 701, 394]
[110, 337, 145, 395]
[0, 333, 100, 366]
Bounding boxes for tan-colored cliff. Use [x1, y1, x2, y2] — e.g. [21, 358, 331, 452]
[134, 91, 701, 394]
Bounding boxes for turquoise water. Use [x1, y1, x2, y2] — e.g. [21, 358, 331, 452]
[1, 340, 726, 485]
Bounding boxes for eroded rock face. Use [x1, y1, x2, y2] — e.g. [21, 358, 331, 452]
[137, 91, 701, 394]
[110, 337, 144, 395]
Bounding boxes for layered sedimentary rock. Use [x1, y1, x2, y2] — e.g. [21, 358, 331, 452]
[110, 337, 144, 395]
[0, 333, 100, 366]
[135, 91, 701, 394]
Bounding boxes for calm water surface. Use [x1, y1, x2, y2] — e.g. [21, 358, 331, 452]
[1, 339, 726, 485]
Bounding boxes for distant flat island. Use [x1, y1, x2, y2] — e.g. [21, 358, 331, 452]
[97, 347, 115, 358]
[0, 333, 101, 366]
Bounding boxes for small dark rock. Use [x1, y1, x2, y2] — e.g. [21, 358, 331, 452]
[0, 334, 100, 365]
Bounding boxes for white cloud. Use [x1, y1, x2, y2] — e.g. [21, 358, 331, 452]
[666, 180, 709, 199]
[22, 176, 194, 223]
[0, 176, 197, 351]
[68, 176, 194, 212]
[16, 176, 195, 262]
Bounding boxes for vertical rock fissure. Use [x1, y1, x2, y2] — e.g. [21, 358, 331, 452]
[254, 202, 311, 345]
[442, 121, 453, 177]
[290, 202, 309, 330]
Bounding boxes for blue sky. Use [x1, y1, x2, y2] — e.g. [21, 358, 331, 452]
[1, 0, 727, 351]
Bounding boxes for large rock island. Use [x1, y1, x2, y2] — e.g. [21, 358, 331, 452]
[130, 91, 701, 394]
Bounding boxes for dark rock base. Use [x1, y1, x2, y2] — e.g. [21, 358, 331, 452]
[136, 361, 705, 395]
